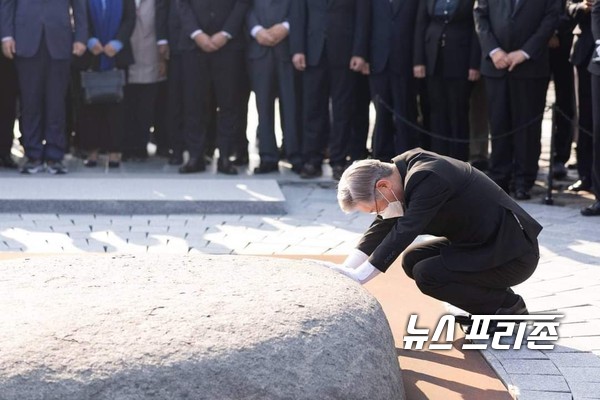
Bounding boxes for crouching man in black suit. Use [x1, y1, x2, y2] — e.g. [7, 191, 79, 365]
[322, 149, 542, 317]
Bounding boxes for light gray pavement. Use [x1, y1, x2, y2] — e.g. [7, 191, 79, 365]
[1, 89, 599, 399]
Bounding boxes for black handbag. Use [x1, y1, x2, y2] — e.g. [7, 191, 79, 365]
[80, 69, 126, 104]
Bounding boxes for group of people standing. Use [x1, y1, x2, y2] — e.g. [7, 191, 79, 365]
[0, 0, 600, 214]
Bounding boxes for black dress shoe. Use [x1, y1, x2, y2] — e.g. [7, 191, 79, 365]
[568, 178, 592, 192]
[253, 161, 279, 174]
[179, 157, 206, 174]
[514, 189, 531, 200]
[83, 159, 97, 168]
[217, 159, 238, 175]
[0, 155, 18, 169]
[300, 163, 322, 179]
[495, 295, 528, 316]
[231, 153, 249, 166]
[332, 165, 346, 181]
[552, 162, 568, 180]
[581, 201, 600, 216]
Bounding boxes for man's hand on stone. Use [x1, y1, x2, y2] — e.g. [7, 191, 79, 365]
[304, 258, 379, 284]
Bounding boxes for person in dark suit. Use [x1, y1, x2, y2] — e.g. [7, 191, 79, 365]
[75, 0, 136, 169]
[568, 0, 596, 192]
[548, 0, 576, 179]
[581, 0, 600, 215]
[156, 0, 186, 165]
[368, 0, 419, 163]
[0, 10, 18, 169]
[247, 0, 302, 174]
[474, 0, 560, 200]
[177, 0, 250, 175]
[413, 0, 481, 162]
[290, 0, 369, 180]
[1, 0, 87, 174]
[324, 149, 542, 317]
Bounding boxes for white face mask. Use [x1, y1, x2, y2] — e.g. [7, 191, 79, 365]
[377, 188, 404, 219]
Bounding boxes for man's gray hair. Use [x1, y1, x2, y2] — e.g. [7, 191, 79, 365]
[337, 159, 395, 213]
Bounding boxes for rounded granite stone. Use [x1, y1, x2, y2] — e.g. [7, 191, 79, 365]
[0, 255, 405, 400]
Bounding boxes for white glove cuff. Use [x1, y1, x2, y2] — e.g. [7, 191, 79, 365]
[354, 260, 377, 282]
[343, 249, 369, 269]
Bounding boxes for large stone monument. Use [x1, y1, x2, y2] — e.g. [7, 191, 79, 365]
[0, 255, 405, 399]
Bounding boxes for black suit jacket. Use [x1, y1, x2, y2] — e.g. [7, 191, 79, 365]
[569, 0, 595, 67]
[590, 0, 600, 75]
[246, 0, 292, 61]
[290, 0, 369, 68]
[156, 0, 184, 55]
[474, 0, 560, 78]
[413, 0, 481, 79]
[369, 0, 419, 75]
[74, 0, 136, 70]
[178, 0, 250, 52]
[356, 149, 542, 273]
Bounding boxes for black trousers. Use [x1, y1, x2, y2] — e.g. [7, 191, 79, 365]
[549, 40, 575, 165]
[123, 83, 159, 156]
[576, 65, 594, 182]
[349, 72, 371, 162]
[370, 69, 418, 161]
[485, 76, 548, 191]
[302, 52, 355, 167]
[0, 55, 18, 156]
[591, 74, 600, 200]
[427, 75, 471, 161]
[181, 48, 243, 160]
[166, 54, 185, 155]
[401, 237, 539, 315]
[77, 101, 124, 153]
[15, 37, 71, 161]
[153, 80, 169, 152]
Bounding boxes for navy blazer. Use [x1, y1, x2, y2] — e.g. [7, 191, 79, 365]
[356, 149, 543, 273]
[246, 0, 292, 61]
[0, 0, 87, 60]
[590, 0, 600, 75]
[413, 0, 481, 79]
[178, 0, 250, 52]
[369, 0, 419, 75]
[290, 0, 369, 68]
[474, 0, 560, 79]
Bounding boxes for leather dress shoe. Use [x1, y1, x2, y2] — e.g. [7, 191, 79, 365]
[581, 201, 600, 216]
[568, 178, 591, 192]
[0, 155, 18, 169]
[495, 295, 528, 316]
[217, 159, 238, 175]
[179, 157, 206, 174]
[514, 189, 531, 200]
[254, 161, 279, 174]
[300, 163, 322, 179]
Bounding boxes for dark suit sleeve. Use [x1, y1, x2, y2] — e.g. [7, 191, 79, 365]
[593, 0, 600, 40]
[156, 0, 169, 42]
[289, 0, 306, 55]
[361, 172, 453, 272]
[469, 23, 482, 70]
[222, 0, 250, 38]
[0, 0, 16, 38]
[352, 0, 369, 59]
[72, 0, 88, 44]
[473, 0, 500, 58]
[413, 0, 428, 66]
[520, 0, 560, 60]
[246, 6, 260, 35]
[117, 0, 136, 45]
[179, 0, 202, 37]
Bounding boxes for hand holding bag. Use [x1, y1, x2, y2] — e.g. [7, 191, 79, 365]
[80, 69, 126, 104]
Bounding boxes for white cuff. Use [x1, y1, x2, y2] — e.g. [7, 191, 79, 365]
[250, 25, 264, 38]
[489, 47, 501, 57]
[354, 260, 379, 283]
[342, 249, 369, 269]
[520, 50, 530, 60]
[281, 21, 290, 31]
[2, 37, 14, 42]
[157, 40, 168, 45]
[221, 31, 232, 39]
[190, 29, 203, 39]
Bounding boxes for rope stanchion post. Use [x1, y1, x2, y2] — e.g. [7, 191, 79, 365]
[544, 104, 556, 206]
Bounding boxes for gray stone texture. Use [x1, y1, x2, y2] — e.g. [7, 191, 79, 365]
[0, 255, 404, 400]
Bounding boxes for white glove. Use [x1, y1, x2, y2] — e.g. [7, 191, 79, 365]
[304, 258, 380, 284]
[342, 249, 369, 269]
